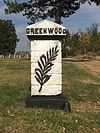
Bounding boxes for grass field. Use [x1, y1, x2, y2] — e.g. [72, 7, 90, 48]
[0, 59, 100, 133]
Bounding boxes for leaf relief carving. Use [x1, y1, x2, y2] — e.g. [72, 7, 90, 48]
[35, 45, 59, 92]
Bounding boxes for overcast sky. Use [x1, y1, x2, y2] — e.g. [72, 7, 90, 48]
[0, 0, 100, 51]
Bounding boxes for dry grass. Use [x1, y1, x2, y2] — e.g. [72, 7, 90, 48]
[96, 56, 100, 61]
[0, 59, 100, 133]
[75, 61, 100, 76]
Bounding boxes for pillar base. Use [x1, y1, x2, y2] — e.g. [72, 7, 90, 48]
[25, 94, 71, 112]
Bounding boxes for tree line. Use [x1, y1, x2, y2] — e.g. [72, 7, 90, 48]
[0, 18, 100, 58]
[62, 24, 100, 58]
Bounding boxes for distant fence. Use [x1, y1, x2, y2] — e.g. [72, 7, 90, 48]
[0, 52, 31, 59]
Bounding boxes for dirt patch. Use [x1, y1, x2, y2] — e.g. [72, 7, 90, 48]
[78, 79, 100, 85]
[72, 101, 100, 113]
[75, 61, 100, 77]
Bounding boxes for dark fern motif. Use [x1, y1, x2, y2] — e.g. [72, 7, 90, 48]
[35, 45, 59, 92]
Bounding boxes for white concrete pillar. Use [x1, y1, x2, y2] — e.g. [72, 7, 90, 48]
[31, 40, 62, 95]
[26, 20, 67, 96]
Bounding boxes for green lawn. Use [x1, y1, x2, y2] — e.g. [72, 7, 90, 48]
[0, 59, 100, 133]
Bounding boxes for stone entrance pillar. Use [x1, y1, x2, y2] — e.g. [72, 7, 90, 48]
[25, 20, 70, 111]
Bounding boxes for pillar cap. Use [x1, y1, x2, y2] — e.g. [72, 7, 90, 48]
[26, 20, 67, 37]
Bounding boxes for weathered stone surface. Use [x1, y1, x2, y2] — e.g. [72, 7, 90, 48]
[31, 40, 62, 95]
[31, 40, 61, 63]
[31, 73, 62, 85]
[31, 85, 62, 96]
[31, 62, 62, 74]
